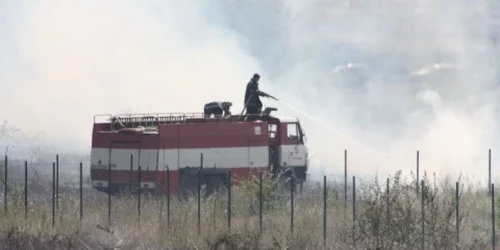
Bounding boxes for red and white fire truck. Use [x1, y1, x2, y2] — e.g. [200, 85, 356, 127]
[90, 107, 309, 195]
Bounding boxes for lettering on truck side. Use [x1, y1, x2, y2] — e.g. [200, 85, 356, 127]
[289, 145, 304, 160]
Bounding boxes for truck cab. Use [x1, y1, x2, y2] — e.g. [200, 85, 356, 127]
[267, 115, 308, 185]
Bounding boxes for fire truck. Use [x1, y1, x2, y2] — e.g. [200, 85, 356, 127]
[90, 107, 309, 195]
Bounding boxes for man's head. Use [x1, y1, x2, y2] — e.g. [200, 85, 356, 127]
[252, 73, 260, 83]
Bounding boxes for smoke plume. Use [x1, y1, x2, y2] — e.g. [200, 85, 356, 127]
[1, 0, 500, 185]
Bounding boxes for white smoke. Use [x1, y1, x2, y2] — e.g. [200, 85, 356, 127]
[1, 0, 500, 185]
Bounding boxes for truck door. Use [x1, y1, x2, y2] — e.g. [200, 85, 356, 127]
[281, 123, 305, 167]
[268, 123, 279, 170]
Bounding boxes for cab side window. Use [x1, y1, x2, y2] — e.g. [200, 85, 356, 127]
[287, 123, 300, 143]
[269, 124, 277, 139]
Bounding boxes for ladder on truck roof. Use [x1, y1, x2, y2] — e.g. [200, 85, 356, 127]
[94, 113, 271, 128]
[118, 113, 205, 128]
[115, 115, 191, 126]
[95, 113, 204, 125]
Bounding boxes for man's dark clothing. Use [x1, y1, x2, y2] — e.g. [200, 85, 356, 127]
[245, 105, 260, 116]
[244, 79, 264, 115]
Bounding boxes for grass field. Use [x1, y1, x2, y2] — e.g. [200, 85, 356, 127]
[0, 168, 498, 250]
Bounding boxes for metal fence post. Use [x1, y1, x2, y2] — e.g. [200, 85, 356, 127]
[4, 155, 7, 214]
[421, 180, 425, 250]
[56, 154, 59, 209]
[80, 162, 83, 228]
[138, 165, 141, 226]
[52, 162, 55, 228]
[344, 149, 347, 210]
[492, 183, 496, 250]
[167, 167, 170, 227]
[197, 168, 201, 234]
[416, 150, 420, 196]
[455, 181, 459, 246]
[108, 162, 111, 228]
[130, 155, 134, 186]
[352, 176, 356, 246]
[259, 172, 263, 233]
[387, 178, 390, 225]
[159, 169, 165, 232]
[323, 175, 327, 244]
[228, 170, 231, 229]
[489, 149, 492, 196]
[24, 161, 28, 220]
[200, 153, 204, 169]
[290, 175, 294, 234]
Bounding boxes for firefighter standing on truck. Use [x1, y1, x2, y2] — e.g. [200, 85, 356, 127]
[244, 73, 273, 116]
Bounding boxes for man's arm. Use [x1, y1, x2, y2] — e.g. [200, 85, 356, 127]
[259, 90, 277, 100]
[257, 90, 268, 97]
[247, 82, 276, 100]
[251, 83, 268, 97]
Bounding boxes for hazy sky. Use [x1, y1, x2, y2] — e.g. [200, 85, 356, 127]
[2, 0, 500, 183]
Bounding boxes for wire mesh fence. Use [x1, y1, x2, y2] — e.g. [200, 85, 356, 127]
[0, 151, 499, 249]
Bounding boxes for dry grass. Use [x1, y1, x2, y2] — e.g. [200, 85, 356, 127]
[0, 170, 497, 249]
